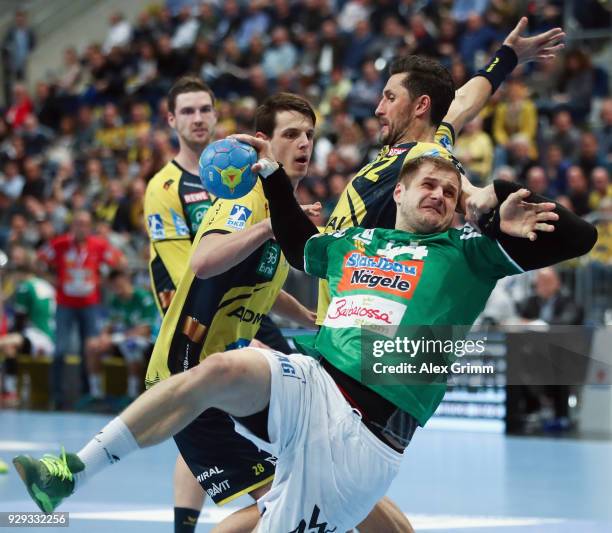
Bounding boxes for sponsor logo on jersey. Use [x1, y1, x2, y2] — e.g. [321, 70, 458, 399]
[323, 294, 406, 331]
[183, 191, 210, 204]
[226, 204, 252, 230]
[437, 134, 453, 152]
[206, 479, 231, 498]
[196, 466, 224, 483]
[387, 147, 409, 157]
[340, 250, 424, 298]
[227, 306, 265, 324]
[344, 251, 420, 274]
[170, 208, 190, 236]
[147, 214, 165, 240]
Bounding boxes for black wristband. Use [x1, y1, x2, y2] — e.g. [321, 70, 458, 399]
[477, 208, 502, 239]
[493, 179, 523, 204]
[476, 45, 518, 93]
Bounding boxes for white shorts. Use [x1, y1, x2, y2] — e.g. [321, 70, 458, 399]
[233, 350, 403, 532]
[23, 328, 55, 357]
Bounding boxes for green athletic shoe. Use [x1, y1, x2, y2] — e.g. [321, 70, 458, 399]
[13, 448, 84, 513]
[0, 459, 8, 474]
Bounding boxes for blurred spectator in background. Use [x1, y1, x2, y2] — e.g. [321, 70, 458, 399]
[262, 26, 297, 80]
[595, 98, 612, 168]
[347, 61, 384, 123]
[103, 11, 132, 53]
[459, 12, 499, 72]
[577, 132, 606, 178]
[5, 83, 33, 129]
[526, 165, 556, 197]
[566, 165, 591, 216]
[84, 269, 156, 404]
[2, 10, 36, 105]
[493, 78, 538, 161]
[544, 109, 581, 161]
[506, 133, 537, 182]
[589, 167, 612, 212]
[38, 210, 124, 408]
[171, 5, 200, 50]
[518, 267, 583, 325]
[542, 143, 570, 195]
[555, 49, 594, 123]
[454, 116, 494, 184]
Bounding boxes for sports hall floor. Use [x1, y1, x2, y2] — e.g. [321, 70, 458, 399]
[1, 411, 611, 532]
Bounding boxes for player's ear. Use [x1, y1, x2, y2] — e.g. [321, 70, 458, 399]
[414, 94, 431, 120]
[393, 182, 404, 205]
[167, 111, 175, 128]
[255, 131, 269, 141]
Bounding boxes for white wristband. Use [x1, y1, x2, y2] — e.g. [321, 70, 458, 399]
[258, 158, 280, 178]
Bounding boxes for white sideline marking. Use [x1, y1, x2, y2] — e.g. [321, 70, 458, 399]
[0, 440, 57, 451]
[70, 507, 565, 529]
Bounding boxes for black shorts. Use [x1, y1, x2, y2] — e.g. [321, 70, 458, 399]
[173, 407, 276, 505]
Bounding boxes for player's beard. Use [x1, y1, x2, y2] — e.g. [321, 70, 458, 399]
[379, 107, 415, 146]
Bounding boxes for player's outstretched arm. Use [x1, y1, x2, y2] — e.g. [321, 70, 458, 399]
[481, 181, 597, 271]
[443, 17, 565, 134]
[191, 220, 274, 279]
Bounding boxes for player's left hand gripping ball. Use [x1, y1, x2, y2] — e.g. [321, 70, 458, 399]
[199, 138, 258, 199]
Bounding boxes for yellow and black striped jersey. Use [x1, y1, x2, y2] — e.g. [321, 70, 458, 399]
[145, 181, 289, 388]
[317, 123, 461, 322]
[144, 161, 213, 314]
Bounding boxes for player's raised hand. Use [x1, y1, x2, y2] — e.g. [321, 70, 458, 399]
[229, 134, 279, 176]
[500, 189, 559, 241]
[503, 16, 565, 64]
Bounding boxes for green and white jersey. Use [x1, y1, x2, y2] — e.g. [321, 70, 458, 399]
[13, 277, 56, 340]
[108, 288, 158, 333]
[304, 225, 522, 425]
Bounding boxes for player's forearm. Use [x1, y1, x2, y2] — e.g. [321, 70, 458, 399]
[191, 222, 273, 279]
[445, 77, 493, 135]
[444, 46, 518, 134]
[484, 181, 598, 270]
[272, 290, 316, 328]
[260, 167, 319, 271]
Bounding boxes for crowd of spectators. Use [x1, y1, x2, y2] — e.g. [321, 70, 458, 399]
[0, 0, 610, 405]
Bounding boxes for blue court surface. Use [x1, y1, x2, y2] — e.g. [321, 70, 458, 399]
[1, 411, 611, 532]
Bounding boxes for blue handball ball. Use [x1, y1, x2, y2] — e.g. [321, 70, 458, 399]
[199, 138, 258, 199]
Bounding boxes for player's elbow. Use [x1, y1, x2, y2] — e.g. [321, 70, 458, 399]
[190, 254, 213, 279]
[576, 221, 598, 257]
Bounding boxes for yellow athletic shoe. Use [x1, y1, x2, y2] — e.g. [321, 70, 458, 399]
[0, 459, 8, 474]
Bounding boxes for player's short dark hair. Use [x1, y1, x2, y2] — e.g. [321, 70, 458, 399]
[254, 93, 316, 137]
[168, 76, 215, 114]
[400, 155, 462, 191]
[389, 56, 455, 127]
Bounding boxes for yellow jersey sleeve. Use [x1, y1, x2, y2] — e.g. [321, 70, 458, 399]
[144, 165, 191, 243]
[435, 121, 456, 153]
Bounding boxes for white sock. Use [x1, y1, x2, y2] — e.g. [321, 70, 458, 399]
[90, 374, 103, 399]
[74, 417, 139, 490]
[127, 375, 140, 398]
